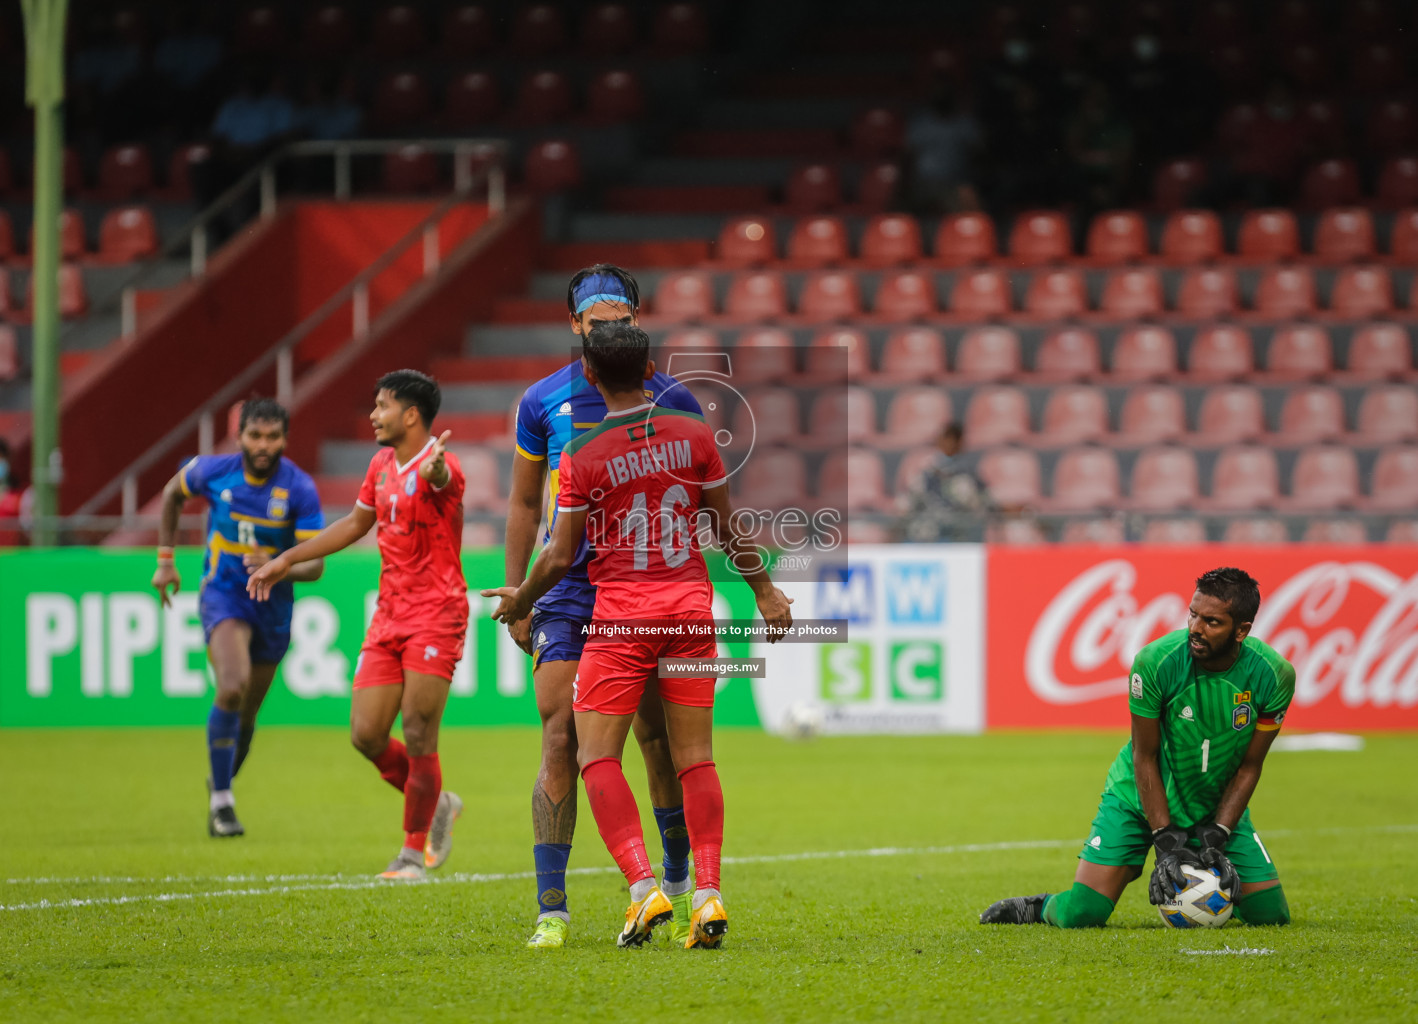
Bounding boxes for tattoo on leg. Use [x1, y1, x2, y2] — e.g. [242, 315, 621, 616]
[532, 781, 577, 845]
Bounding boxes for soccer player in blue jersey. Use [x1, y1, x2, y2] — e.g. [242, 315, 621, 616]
[506, 264, 704, 948]
[152, 398, 325, 838]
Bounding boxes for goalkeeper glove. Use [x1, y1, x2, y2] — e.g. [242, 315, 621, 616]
[1195, 822, 1239, 896]
[1147, 825, 1199, 906]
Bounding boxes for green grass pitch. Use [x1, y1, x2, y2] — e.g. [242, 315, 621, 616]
[2, 728, 1415, 1022]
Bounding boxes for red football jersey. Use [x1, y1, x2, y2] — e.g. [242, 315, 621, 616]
[556, 404, 727, 618]
[356, 439, 468, 633]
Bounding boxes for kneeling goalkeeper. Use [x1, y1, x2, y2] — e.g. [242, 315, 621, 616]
[982, 567, 1293, 929]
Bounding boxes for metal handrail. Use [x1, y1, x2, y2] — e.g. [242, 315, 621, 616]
[76, 164, 503, 519]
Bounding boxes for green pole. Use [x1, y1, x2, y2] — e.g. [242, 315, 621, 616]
[22, 0, 67, 545]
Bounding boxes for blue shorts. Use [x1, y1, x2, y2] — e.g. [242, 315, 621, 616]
[199, 586, 293, 664]
[530, 608, 589, 667]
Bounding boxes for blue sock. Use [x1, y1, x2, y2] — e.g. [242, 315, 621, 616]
[534, 843, 571, 916]
[207, 706, 240, 793]
[653, 805, 691, 885]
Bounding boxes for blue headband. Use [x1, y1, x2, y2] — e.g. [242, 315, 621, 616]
[573, 273, 632, 314]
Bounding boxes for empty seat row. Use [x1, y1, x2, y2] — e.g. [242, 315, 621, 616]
[372, 67, 650, 130]
[653, 265, 1418, 320]
[1, 207, 158, 264]
[659, 324, 1416, 382]
[717, 206, 1418, 267]
[0, 143, 210, 202]
[0, 265, 89, 319]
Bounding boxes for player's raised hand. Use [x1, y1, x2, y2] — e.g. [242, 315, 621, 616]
[419, 429, 453, 484]
[151, 562, 181, 609]
[246, 553, 292, 602]
[481, 586, 531, 626]
[756, 587, 795, 643]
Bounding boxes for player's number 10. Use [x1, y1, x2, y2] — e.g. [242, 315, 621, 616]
[627, 486, 692, 571]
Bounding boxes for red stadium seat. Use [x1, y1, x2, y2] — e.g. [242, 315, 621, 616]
[165, 144, 210, 202]
[1142, 518, 1209, 544]
[798, 271, 862, 320]
[1176, 267, 1240, 317]
[97, 144, 153, 200]
[0, 210, 12, 260]
[877, 327, 946, 382]
[304, 5, 357, 59]
[786, 216, 850, 267]
[736, 448, 808, 512]
[1299, 159, 1362, 209]
[1193, 385, 1265, 444]
[441, 4, 497, 56]
[662, 328, 719, 350]
[1188, 325, 1254, 380]
[1377, 158, 1418, 209]
[1059, 519, 1126, 544]
[734, 387, 801, 446]
[1223, 518, 1290, 543]
[1280, 42, 1331, 91]
[0, 267, 12, 316]
[964, 387, 1030, 447]
[1086, 210, 1148, 261]
[949, 268, 1012, 317]
[510, 4, 568, 53]
[934, 213, 997, 265]
[587, 69, 644, 122]
[652, 3, 709, 54]
[0, 324, 18, 381]
[1299, 97, 1347, 154]
[524, 139, 582, 193]
[873, 270, 937, 319]
[879, 387, 953, 449]
[803, 328, 870, 381]
[1302, 519, 1369, 544]
[1099, 268, 1164, 318]
[1388, 521, 1418, 543]
[856, 162, 901, 211]
[1266, 324, 1332, 378]
[716, 218, 776, 266]
[1355, 385, 1418, 442]
[372, 4, 427, 58]
[1369, 446, 1418, 509]
[383, 145, 440, 193]
[653, 272, 714, 322]
[849, 108, 904, 157]
[1039, 386, 1109, 446]
[372, 72, 432, 129]
[1390, 208, 1418, 261]
[1152, 158, 1207, 212]
[819, 448, 892, 512]
[98, 205, 158, 263]
[893, 445, 939, 497]
[1129, 447, 1201, 510]
[1254, 266, 1317, 317]
[735, 328, 796, 382]
[1238, 209, 1301, 260]
[1347, 322, 1414, 377]
[1278, 386, 1346, 443]
[455, 446, 502, 510]
[979, 448, 1042, 506]
[1160, 210, 1224, 263]
[444, 71, 501, 127]
[1111, 326, 1178, 380]
[36, 209, 87, 260]
[1024, 269, 1088, 317]
[860, 214, 923, 266]
[1118, 385, 1187, 445]
[1208, 446, 1281, 510]
[1365, 99, 1416, 154]
[515, 70, 574, 124]
[1330, 265, 1394, 317]
[1009, 210, 1072, 264]
[1288, 445, 1360, 509]
[956, 326, 1022, 380]
[1034, 328, 1102, 380]
[724, 271, 788, 321]
[581, 3, 637, 52]
[785, 164, 842, 213]
[809, 387, 877, 446]
[1049, 447, 1121, 511]
[236, 5, 285, 55]
[1314, 208, 1376, 261]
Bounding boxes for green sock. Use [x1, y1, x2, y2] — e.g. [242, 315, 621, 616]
[1042, 882, 1115, 928]
[1234, 884, 1290, 926]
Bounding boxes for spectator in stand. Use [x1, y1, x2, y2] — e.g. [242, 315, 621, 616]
[898, 423, 999, 543]
[905, 86, 983, 214]
[297, 71, 364, 142]
[1067, 81, 1134, 214]
[71, 12, 142, 96]
[196, 66, 297, 239]
[154, 7, 225, 91]
[0, 440, 24, 547]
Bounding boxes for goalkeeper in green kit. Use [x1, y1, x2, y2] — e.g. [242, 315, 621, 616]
[982, 567, 1294, 928]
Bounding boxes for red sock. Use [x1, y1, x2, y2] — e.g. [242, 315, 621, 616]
[371, 738, 409, 792]
[679, 761, 723, 892]
[581, 757, 654, 885]
[403, 753, 442, 852]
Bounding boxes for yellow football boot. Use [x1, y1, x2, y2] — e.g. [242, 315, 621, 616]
[616, 886, 673, 948]
[684, 894, 728, 949]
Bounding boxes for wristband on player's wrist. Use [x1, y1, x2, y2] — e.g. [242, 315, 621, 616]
[156, 546, 175, 565]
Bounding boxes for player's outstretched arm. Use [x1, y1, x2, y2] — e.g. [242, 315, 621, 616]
[151, 472, 188, 608]
[246, 505, 374, 601]
[502, 451, 549, 654]
[483, 506, 585, 625]
[698, 484, 794, 641]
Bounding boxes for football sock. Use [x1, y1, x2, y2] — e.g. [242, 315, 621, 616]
[206, 706, 240, 797]
[652, 805, 691, 886]
[692, 887, 722, 911]
[1042, 882, 1115, 928]
[403, 753, 441, 852]
[533, 843, 572, 920]
[581, 757, 654, 885]
[232, 724, 256, 777]
[370, 738, 410, 792]
[678, 761, 724, 894]
[1234, 884, 1291, 926]
[629, 877, 657, 903]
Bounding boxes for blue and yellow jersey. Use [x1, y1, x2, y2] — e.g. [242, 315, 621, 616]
[515, 360, 702, 615]
[179, 454, 324, 603]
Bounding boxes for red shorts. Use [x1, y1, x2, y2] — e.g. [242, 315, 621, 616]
[572, 594, 717, 715]
[353, 626, 466, 688]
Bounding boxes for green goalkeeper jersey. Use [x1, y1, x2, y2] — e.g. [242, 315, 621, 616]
[1102, 630, 1295, 829]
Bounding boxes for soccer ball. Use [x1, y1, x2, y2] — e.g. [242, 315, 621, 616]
[779, 701, 825, 741]
[1158, 864, 1234, 928]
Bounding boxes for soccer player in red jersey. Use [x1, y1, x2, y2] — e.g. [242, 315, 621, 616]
[249, 370, 467, 880]
[486, 324, 793, 949]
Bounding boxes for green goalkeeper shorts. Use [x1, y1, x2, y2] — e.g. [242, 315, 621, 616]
[1079, 791, 1280, 883]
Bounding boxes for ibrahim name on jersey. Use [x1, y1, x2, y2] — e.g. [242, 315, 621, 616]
[1104, 629, 1296, 829]
[515, 360, 703, 619]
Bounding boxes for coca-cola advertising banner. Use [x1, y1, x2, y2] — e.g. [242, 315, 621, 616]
[987, 548, 1418, 731]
